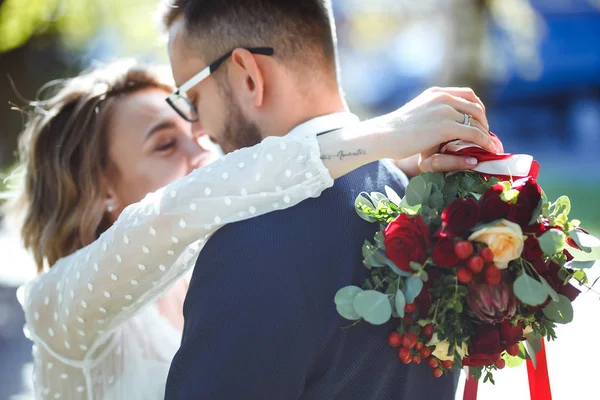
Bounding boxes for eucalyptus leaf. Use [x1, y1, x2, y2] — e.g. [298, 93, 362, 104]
[568, 229, 600, 253]
[362, 241, 386, 268]
[355, 194, 377, 222]
[374, 231, 385, 249]
[552, 196, 571, 217]
[353, 290, 393, 325]
[410, 262, 423, 272]
[394, 289, 406, 318]
[334, 286, 363, 320]
[429, 191, 444, 210]
[380, 255, 413, 277]
[574, 270, 588, 285]
[399, 197, 422, 215]
[406, 176, 432, 206]
[385, 185, 402, 206]
[565, 260, 597, 270]
[542, 294, 574, 324]
[524, 333, 543, 369]
[420, 172, 445, 191]
[529, 197, 544, 225]
[404, 276, 424, 304]
[539, 276, 559, 302]
[513, 274, 549, 306]
[538, 229, 566, 255]
[503, 353, 525, 368]
[370, 192, 389, 207]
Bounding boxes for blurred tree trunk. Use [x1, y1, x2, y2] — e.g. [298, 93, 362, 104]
[438, 0, 489, 101]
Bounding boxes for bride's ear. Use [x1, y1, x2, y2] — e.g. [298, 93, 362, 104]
[101, 176, 121, 218]
[230, 48, 265, 109]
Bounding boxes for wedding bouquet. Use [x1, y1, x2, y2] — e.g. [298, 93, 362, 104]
[334, 139, 599, 383]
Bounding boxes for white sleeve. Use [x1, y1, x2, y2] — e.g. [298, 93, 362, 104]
[20, 134, 333, 360]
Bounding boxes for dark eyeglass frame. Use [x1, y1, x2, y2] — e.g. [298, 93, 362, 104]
[166, 47, 275, 122]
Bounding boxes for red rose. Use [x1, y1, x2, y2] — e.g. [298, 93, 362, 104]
[507, 178, 542, 227]
[469, 324, 502, 355]
[441, 198, 480, 236]
[432, 237, 460, 268]
[499, 320, 523, 346]
[462, 353, 501, 367]
[383, 214, 431, 272]
[479, 184, 510, 223]
[560, 283, 581, 302]
[522, 236, 543, 261]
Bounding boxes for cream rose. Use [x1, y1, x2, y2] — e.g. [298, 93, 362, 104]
[427, 334, 468, 361]
[468, 219, 525, 269]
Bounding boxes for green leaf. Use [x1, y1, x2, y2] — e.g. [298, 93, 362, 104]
[362, 241, 385, 268]
[420, 172, 445, 191]
[410, 262, 423, 272]
[538, 229, 567, 255]
[551, 196, 571, 218]
[403, 276, 424, 304]
[394, 289, 406, 318]
[524, 333, 543, 368]
[513, 274, 549, 306]
[565, 260, 597, 269]
[334, 286, 363, 320]
[573, 270, 588, 285]
[353, 290, 393, 325]
[539, 276, 559, 302]
[529, 197, 544, 225]
[501, 189, 519, 203]
[568, 229, 600, 253]
[355, 194, 377, 222]
[406, 175, 432, 206]
[385, 185, 402, 206]
[399, 197, 422, 215]
[374, 231, 385, 249]
[542, 294, 574, 324]
[379, 255, 413, 277]
[370, 192, 390, 207]
[429, 191, 444, 210]
[503, 352, 525, 368]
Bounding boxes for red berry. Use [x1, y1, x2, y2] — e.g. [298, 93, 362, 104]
[454, 241, 474, 260]
[432, 368, 443, 378]
[388, 332, 402, 348]
[427, 358, 439, 369]
[402, 332, 417, 349]
[480, 247, 494, 263]
[506, 343, 520, 357]
[495, 358, 506, 369]
[420, 347, 432, 358]
[404, 302, 417, 313]
[402, 356, 412, 364]
[484, 265, 502, 285]
[403, 315, 414, 324]
[423, 324, 434, 338]
[441, 360, 453, 369]
[413, 355, 422, 364]
[415, 342, 424, 351]
[457, 267, 473, 284]
[398, 347, 410, 361]
[467, 256, 484, 274]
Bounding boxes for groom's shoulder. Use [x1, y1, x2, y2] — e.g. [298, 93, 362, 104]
[201, 160, 407, 246]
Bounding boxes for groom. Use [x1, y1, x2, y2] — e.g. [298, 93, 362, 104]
[162, 1, 485, 398]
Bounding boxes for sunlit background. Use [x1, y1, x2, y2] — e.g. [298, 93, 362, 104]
[0, 0, 599, 398]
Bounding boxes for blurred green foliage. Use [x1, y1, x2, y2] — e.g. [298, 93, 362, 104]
[0, 0, 165, 55]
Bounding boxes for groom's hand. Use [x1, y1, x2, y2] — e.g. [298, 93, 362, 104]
[388, 87, 497, 177]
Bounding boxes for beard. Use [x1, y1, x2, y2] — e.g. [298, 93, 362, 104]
[217, 80, 263, 154]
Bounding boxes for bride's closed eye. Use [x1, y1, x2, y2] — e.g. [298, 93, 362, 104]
[154, 139, 177, 153]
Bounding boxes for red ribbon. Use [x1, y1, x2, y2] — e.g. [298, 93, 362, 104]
[461, 340, 552, 400]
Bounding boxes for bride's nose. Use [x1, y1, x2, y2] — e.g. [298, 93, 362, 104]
[187, 136, 213, 172]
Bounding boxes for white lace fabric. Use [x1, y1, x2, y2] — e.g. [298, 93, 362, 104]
[18, 134, 334, 399]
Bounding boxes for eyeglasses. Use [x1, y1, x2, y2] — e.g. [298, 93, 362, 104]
[166, 47, 275, 122]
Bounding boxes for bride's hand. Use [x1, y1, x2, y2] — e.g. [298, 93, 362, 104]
[368, 87, 497, 173]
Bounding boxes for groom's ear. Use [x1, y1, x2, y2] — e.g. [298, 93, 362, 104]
[230, 48, 265, 109]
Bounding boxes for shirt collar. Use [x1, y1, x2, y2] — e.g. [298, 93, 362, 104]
[286, 112, 360, 138]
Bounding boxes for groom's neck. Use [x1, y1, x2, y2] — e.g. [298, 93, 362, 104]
[259, 87, 348, 139]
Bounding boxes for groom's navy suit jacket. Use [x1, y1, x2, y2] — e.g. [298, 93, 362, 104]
[165, 159, 459, 400]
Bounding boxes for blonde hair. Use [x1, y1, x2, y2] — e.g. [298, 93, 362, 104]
[9, 60, 174, 272]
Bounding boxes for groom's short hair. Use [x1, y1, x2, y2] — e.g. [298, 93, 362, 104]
[161, 0, 337, 75]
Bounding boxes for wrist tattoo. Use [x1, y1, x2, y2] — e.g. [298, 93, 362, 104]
[320, 149, 367, 161]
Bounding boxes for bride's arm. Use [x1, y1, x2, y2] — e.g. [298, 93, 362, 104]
[19, 129, 391, 360]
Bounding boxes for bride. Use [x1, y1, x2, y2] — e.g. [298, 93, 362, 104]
[9, 60, 493, 399]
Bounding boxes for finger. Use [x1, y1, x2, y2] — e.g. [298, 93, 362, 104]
[441, 94, 489, 130]
[443, 120, 496, 153]
[430, 87, 486, 114]
[418, 153, 479, 173]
